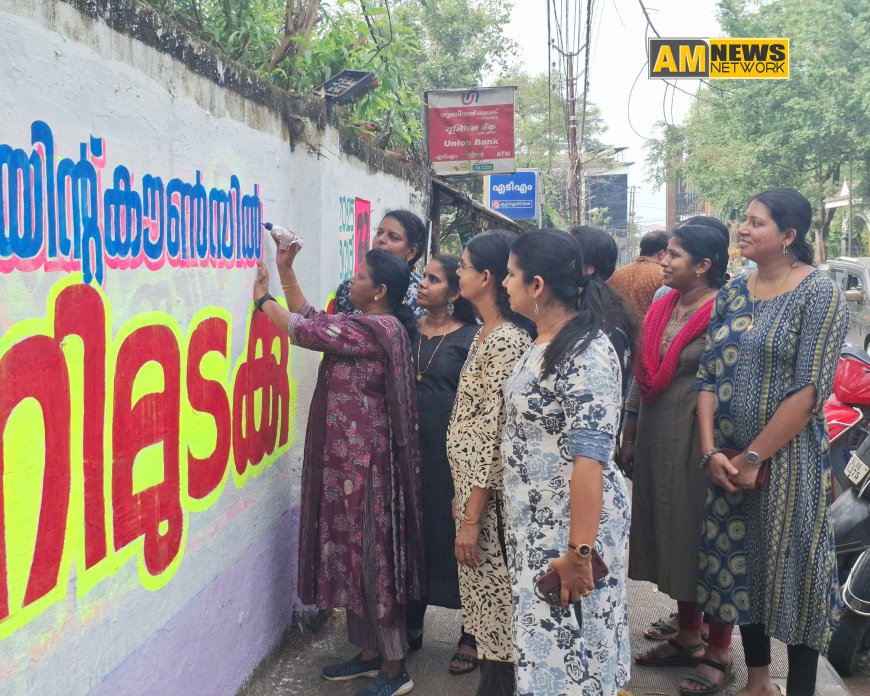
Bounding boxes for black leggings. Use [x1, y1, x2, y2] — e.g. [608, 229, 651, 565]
[739, 623, 819, 696]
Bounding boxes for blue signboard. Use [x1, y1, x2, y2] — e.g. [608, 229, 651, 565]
[485, 169, 539, 221]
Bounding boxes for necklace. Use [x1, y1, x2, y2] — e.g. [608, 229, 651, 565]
[660, 291, 714, 349]
[748, 266, 793, 331]
[674, 292, 713, 322]
[415, 319, 449, 382]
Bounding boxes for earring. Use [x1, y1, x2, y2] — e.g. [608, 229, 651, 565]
[534, 302, 539, 316]
[447, 301, 455, 316]
[782, 244, 788, 256]
[374, 295, 380, 301]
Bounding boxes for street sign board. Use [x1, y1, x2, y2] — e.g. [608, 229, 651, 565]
[425, 87, 515, 176]
[484, 169, 540, 222]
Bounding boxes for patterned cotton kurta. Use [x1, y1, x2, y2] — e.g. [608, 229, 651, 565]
[290, 304, 424, 626]
[695, 271, 848, 651]
[446, 322, 531, 662]
[502, 336, 631, 696]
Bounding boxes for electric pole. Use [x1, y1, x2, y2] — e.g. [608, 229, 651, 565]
[566, 53, 580, 222]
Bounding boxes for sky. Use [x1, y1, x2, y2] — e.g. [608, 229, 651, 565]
[497, 0, 723, 228]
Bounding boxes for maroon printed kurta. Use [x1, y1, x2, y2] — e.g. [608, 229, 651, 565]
[288, 303, 424, 624]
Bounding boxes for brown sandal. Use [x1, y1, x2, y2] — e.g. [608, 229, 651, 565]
[677, 658, 735, 695]
[644, 612, 710, 642]
[635, 638, 705, 667]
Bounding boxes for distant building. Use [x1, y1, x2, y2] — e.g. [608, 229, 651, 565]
[666, 169, 712, 231]
[588, 168, 629, 237]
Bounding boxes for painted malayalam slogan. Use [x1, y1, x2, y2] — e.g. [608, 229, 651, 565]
[337, 195, 372, 282]
[0, 121, 263, 285]
[329, 194, 371, 314]
[0, 122, 294, 639]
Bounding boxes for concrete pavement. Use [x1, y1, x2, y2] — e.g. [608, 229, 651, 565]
[238, 579, 858, 695]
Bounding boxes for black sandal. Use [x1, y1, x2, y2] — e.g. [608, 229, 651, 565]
[448, 652, 479, 675]
[448, 632, 478, 675]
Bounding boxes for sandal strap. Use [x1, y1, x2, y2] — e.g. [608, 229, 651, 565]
[666, 638, 705, 654]
[697, 658, 731, 675]
[450, 653, 478, 665]
[682, 674, 717, 690]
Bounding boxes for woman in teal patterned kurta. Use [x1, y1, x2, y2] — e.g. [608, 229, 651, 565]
[691, 189, 848, 696]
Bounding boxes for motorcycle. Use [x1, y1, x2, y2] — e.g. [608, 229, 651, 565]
[826, 346, 870, 676]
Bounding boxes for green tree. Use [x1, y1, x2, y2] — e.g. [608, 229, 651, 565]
[398, 0, 515, 90]
[144, 0, 517, 152]
[645, 0, 870, 261]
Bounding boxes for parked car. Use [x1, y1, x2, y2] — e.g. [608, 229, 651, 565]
[824, 257, 870, 349]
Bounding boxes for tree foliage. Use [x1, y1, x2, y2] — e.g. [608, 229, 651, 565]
[144, 0, 516, 152]
[645, 0, 870, 261]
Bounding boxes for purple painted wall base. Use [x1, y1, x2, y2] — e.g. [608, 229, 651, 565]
[90, 509, 301, 696]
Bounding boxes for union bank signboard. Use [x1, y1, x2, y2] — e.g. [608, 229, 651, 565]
[425, 87, 516, 176]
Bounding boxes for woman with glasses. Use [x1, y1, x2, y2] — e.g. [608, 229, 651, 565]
[448, 231, 532, 695]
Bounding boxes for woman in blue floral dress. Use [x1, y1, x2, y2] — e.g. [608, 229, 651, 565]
[501, 230, 631, 696]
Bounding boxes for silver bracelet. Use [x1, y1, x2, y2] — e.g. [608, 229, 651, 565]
[699, 447, 721, 469]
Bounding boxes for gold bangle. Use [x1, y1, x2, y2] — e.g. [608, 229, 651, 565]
[281, 283, 298, 292]
[462, 514, 481, 526]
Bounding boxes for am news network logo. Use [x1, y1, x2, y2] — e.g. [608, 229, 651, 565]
[648, 38, 789, 79]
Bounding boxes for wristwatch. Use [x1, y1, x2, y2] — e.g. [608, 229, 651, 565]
[567, 542, 592, 558]
[255, 293, 276, 312]
[743, 449, 762, 465]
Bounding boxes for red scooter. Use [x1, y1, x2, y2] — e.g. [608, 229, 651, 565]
[825, 346, 870, 675]
[826, 346, 870, 499]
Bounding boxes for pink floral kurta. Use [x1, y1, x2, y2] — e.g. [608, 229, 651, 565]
[289, 303, 424, 625]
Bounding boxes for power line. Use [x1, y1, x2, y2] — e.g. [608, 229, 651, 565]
[625, 23, 653, 141]
[626, 60, 651, 141]
[548, 0, 553, 173]
[578, 0, 593, 149]
[636, 0, 659, 37]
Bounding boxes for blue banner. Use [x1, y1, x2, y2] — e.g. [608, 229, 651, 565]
[486, 170, 538, 220]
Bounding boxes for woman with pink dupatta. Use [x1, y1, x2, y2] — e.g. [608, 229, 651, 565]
[619, 224, 735, 690]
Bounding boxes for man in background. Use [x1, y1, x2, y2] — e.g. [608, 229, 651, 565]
[608, 230, 669, 323]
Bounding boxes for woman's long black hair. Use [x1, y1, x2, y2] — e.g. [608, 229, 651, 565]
[365, 249, 417, 342]
[510, 230, 606, 378]
[432, 254, 477, 325]
[750, 188, 815, 265]
[466, 231, 536, 336]
[569, 225, 637, 353]
[569, 225, 618, 280]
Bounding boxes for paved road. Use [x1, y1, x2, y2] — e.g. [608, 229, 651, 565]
[239, 580, 858, 695]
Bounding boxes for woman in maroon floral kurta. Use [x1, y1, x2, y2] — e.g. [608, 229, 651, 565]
[254, 237, 423, 696]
